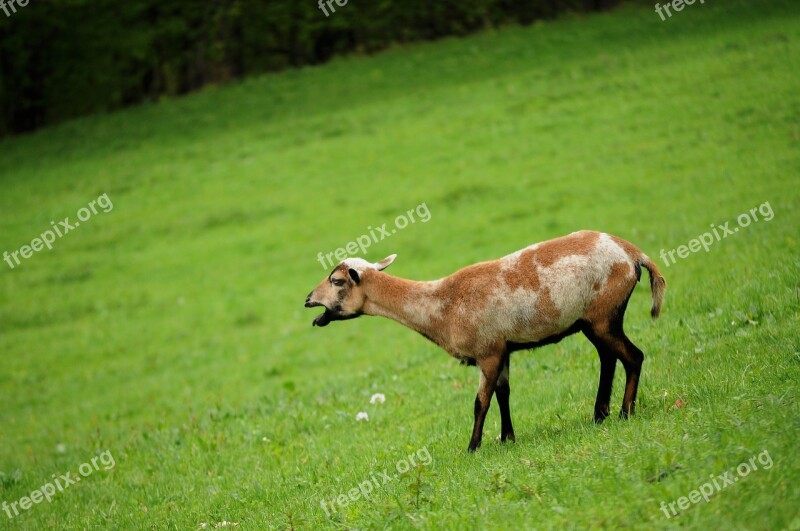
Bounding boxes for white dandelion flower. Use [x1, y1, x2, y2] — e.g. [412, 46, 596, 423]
[370, 393, 386, 404]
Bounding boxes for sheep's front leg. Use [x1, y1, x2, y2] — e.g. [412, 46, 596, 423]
[468, 355, 503, 452]
[496, 355, 515, 442]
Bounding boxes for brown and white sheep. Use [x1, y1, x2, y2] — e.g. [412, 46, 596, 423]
[305, 230, 666, 452]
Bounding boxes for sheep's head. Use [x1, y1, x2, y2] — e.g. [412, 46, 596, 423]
[305, 254, 396, 327]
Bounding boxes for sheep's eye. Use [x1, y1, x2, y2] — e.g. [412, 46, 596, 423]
[331, 278, 346, 287]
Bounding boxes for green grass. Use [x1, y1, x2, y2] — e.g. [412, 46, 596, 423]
[1, 0, 799, 528]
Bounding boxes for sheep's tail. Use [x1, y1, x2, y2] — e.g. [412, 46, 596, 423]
[639, 255, 666, 319]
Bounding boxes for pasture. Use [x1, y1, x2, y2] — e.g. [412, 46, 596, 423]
[0, 0, 798, 528]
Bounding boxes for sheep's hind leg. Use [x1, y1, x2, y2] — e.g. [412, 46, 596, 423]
[583, 327, 618, 423]
[617, 334, 644, 418]
[584, 321, 644, 420]
[468, 354, 503, 452]
[495, 354, 515, 442]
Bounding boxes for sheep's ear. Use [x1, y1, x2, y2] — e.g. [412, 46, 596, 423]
[375, 254, 397, 271]
[348, 268, 361, 284]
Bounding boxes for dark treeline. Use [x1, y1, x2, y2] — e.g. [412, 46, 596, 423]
[0, 0, 617, 136]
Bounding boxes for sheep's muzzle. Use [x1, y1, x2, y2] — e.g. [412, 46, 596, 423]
[304, 297, 333, 327]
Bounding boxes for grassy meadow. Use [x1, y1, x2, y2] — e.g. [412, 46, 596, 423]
[1, 0, 799, 528]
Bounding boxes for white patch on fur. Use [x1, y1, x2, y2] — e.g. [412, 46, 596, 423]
[342, 257, 377, 271]
[343, 255, 397, 272]
[539, 255, 596, 328]
[539, 234, 635, 326]
[597, 233, 632, 267]
[471, 232, 640, 343]
[485, 284, 544, 342]
[394, 280, 443, 329]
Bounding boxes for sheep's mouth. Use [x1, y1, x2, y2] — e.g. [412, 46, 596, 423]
[312, 308, 334, 327]
[304, 300, 333, 327]
[308, 305, 361, 327]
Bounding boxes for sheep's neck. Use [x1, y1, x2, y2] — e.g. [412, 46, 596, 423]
[362, 272, 445, 343]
